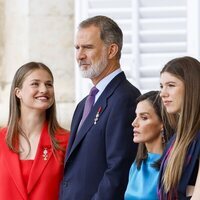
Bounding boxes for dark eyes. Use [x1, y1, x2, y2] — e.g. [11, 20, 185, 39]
[75, 46, 79, 50]
[135, 115, 148, 120]
[75, 45, 93, 50]
[160, 83, 175, 89]
[31, 82, 53, 87]
[46, 83, 53, 87]
[168, 84, 175, 87]
[141, 116, 148, 120]
[31, 82, 39, 86]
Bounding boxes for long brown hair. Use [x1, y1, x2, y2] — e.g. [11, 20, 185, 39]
[7, 62, 64, 152]
[161, 56, 200, 192]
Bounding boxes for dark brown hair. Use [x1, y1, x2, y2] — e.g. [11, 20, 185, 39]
[135, 91, 173, 169]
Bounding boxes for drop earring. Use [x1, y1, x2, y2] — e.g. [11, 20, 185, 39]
[161, 130, 165, 144]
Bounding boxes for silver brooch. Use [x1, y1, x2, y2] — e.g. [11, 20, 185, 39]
[94, 107, 102, 125]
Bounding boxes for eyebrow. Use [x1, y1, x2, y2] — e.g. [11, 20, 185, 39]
[160, 81, 176, 85]
[30, 79, 53, 82]
[75, 44, 94, 48]
[138, 112, 150, 115]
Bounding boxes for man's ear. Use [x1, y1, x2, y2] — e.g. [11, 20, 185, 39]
[108, 43, 119, 59]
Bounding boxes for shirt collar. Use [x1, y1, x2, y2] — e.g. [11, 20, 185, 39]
[95, 68, 122, 102]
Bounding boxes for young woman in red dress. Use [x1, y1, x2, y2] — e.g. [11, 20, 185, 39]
[0, 62, 69, 200]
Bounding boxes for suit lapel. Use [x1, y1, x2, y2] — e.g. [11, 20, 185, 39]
[27, 122, 53, 193]
[66, 103, 84, 157]
[67, 98, 107, 159]
[66, 72, 126, 161]
[0, 130, 27, 200]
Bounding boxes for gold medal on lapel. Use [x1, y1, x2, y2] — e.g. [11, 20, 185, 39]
[42, 148, 48, 161]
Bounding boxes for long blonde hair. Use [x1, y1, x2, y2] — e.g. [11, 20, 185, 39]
[161, 56, 200, 192]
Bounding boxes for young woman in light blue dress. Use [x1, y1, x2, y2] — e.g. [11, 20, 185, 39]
[124, 91, 172, 200]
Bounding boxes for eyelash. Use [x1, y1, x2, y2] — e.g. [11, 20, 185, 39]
[160, 84, 175, 89]
[141, 116, 148, 120]
[46, 83, 53, 87]
[31, 82, 39, 86]
[31, 83, 53, 87]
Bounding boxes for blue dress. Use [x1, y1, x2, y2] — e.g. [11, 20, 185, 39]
[124, 153, 161, 200]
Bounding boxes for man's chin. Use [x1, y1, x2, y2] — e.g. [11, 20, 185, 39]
[80, 71, 95, 79]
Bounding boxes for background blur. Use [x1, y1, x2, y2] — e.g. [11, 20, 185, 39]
[0, 0, 199, 129]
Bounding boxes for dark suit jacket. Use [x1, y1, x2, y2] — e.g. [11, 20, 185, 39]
[59, 72, 140, 200]
[0, 123, 69, 200]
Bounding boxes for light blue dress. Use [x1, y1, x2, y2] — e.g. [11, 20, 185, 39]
[124, 153, 161, 200]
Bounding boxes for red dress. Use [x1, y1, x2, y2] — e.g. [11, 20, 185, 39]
[0, 123, 70, 200]
[20, 160, 34, 189]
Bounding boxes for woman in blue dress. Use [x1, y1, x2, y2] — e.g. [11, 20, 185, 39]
[124, 91, 173, 200]
[158, 56, 200, 199]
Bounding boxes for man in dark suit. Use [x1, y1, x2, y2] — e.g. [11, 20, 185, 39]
[59, 15, 141, 200]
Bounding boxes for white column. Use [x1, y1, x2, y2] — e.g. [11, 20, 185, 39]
[0, 0, 75, 129]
